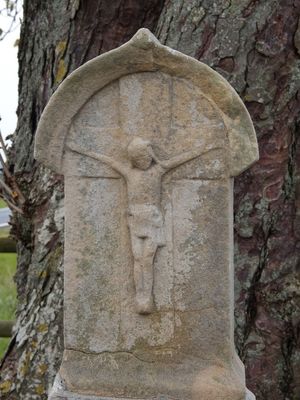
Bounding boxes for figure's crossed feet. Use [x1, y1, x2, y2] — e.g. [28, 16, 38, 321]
[136, 294, 154, 315]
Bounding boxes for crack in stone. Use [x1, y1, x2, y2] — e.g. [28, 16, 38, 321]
[66, 348, 156, 364]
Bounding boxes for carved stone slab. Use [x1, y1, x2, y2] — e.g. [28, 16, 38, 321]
[35, 29, 258, 400]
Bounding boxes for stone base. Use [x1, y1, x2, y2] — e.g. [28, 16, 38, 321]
[49, 374, 256, 400]
[49, 375, 118, 400]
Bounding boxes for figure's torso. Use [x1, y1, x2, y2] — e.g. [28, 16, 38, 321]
[126, 165, 163, 208]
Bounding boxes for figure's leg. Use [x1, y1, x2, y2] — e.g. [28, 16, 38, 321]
[130, 227, 157, 314]
[131, 235, 144, 304]
[131, 234, 157, 314]
[135, 238, 157, 314]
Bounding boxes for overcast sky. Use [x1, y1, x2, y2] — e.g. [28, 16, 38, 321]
[0, 2, 22, 140]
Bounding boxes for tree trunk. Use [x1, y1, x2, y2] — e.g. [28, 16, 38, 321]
[0, 1, 299, 399]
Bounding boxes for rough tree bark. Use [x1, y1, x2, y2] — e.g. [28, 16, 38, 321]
[0, 1, 299, 399]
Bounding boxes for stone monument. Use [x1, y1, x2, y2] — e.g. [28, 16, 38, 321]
[35, 29, 258, 400]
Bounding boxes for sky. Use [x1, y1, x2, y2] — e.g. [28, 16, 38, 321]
[0, 1, 22, 141]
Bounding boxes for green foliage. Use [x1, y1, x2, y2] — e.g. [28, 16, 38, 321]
[0, 199, 7, 208]
[0, 253, 16, 358]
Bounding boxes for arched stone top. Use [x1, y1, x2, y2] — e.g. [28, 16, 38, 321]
[34, 28, 258, 177]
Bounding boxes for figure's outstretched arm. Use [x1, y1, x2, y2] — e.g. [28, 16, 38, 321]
[150, 145, 222, 171]
[67, 142, 127, 176]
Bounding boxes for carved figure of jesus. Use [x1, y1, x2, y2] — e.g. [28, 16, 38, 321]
[68, 137, 216, 315]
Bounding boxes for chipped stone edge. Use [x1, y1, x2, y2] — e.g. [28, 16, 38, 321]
[34, 28, 259, 177]
[245, 388, 256, 400]
[49, 373, 176, 400]
[49, 373, 256, 400]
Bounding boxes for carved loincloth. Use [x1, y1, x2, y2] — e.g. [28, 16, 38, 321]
[127, 204, 166, 246]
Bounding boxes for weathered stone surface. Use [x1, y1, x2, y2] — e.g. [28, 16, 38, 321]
[35, 29, 258, 400]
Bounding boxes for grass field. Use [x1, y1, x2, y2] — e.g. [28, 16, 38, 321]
[0, 200, 16, 357]
[0, 253, 17, 358]
[0, 199, 7, 208]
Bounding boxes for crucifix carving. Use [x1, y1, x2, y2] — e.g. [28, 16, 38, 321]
[68, 137, 217, 314]
[35, 29, 258, 400]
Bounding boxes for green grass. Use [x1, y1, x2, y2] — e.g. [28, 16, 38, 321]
[0, 199, 7, 209]
[0, 253, 17, 358]
[0, 227, 10, 238]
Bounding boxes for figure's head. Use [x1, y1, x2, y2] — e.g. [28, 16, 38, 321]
[127, 137, 152, 170]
